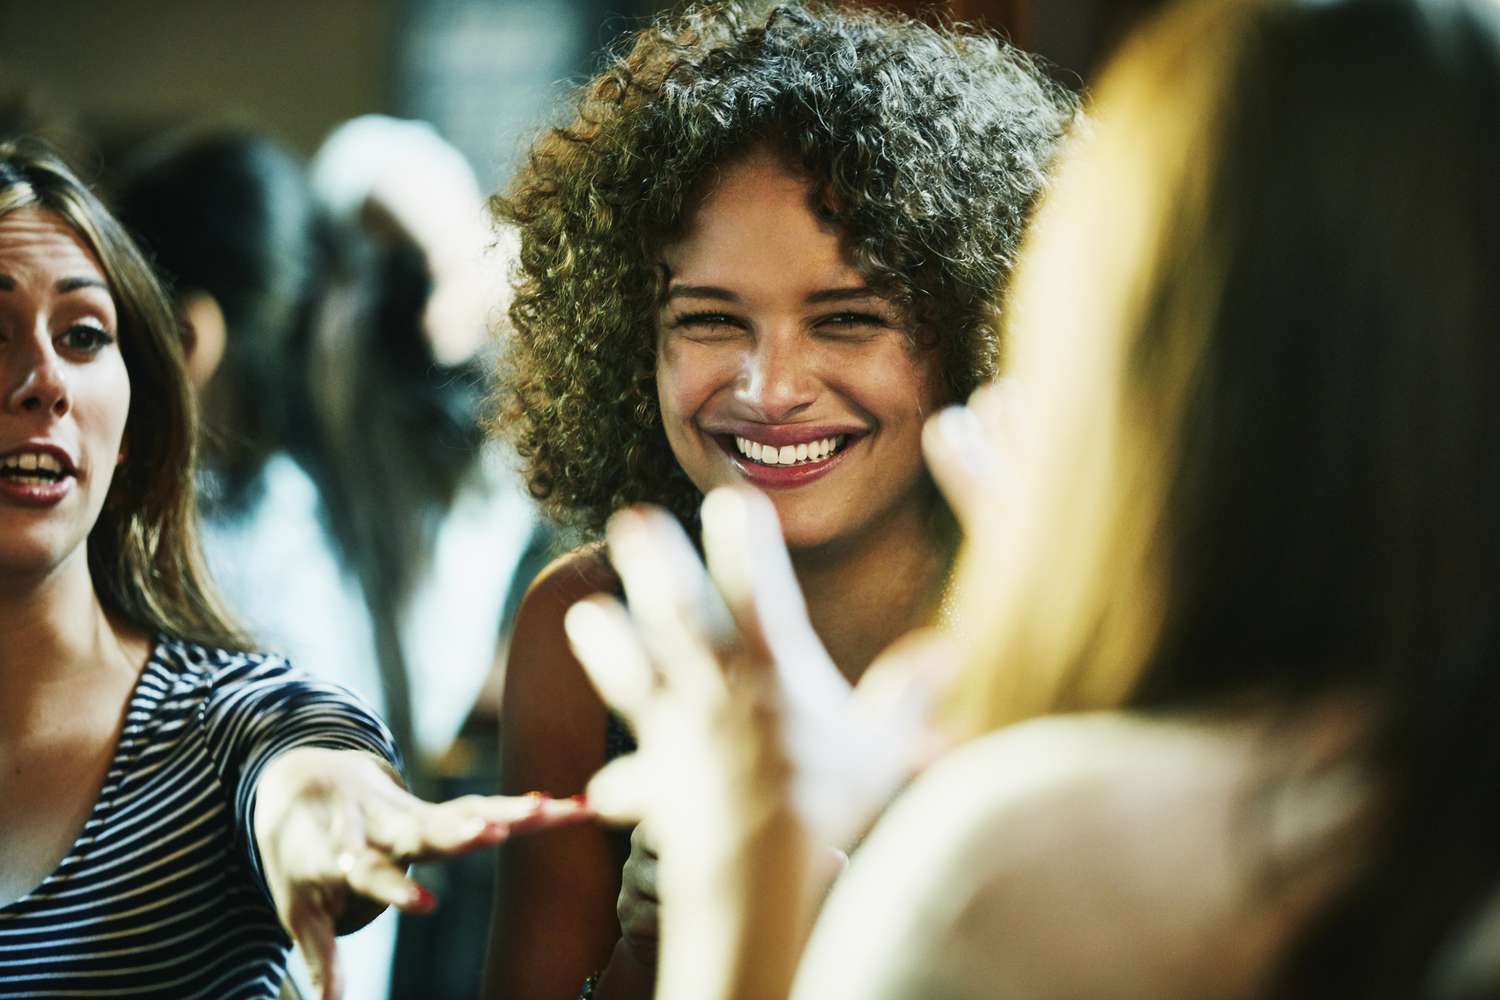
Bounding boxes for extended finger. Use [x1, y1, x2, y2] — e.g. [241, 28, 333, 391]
[702, 486, 848, 706]
[700, 487, 786, 666]
[417, 792, 593, 852]
[337, 846, 436, 914]
[922, 405, 1002, 529]
[565, 595, 656, 725]
[968, 378, 1027, 448]
[586, 753, 652, 825]
[606, 507, 730, 697]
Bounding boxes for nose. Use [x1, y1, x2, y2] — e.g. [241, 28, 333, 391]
[6, 342, 70, 418]
[736, 329, 816, 422]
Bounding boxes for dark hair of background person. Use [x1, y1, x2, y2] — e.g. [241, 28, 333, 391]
[493, 0, 1078, 534]
[0, 139, 246, 650]
[1021, 1, 1500, 995]
[1193, 4, 1500, 995]
[111, 130, 330, 514]
[112, 127, 495, 790]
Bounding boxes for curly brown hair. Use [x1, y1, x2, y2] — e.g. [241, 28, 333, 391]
[493, 1, 1078, 533]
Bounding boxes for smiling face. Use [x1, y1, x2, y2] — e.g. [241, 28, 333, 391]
[655, 148, 947, 553]
[0, 207, 130, 583]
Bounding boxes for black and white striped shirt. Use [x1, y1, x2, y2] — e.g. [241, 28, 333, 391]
[0, 636, 400, 998]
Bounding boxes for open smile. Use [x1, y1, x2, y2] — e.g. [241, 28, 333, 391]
[712, 428, 863, 489]
[732, 433, 847, 467]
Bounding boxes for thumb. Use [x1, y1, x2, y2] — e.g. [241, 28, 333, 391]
[853, 628, 961, 768]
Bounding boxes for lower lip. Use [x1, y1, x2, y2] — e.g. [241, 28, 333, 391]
[722, 439, 857, 489]
[0, 475, 74, 506]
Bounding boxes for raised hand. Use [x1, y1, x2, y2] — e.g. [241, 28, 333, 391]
[562, 488, 956, 998]
[252, 747, 589, 1000]
[922, 379, 1030, 532]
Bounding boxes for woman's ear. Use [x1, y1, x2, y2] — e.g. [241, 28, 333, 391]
[178, 291, 228, 392]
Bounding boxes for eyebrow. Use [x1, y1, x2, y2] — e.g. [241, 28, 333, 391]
[0, 275, 110, 294]
[57, 276, 110, 294]
[664, 284, 740, 303]
[663, 283, 883, 306]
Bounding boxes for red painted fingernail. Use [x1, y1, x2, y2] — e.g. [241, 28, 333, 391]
[407, 884, 438, 912]
[569, 794, 588, 807]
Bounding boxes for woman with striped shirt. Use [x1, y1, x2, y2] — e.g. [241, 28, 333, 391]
[0, 141, 588, 999]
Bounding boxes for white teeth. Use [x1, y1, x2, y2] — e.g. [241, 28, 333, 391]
[0, 450, 66, 476]
[730, 434, 847, 468]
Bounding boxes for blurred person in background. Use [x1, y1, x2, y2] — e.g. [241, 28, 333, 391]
[484, 2, 1077, 997]
[0, 139, 587, 1000]
[307, 114, 544, 783]
[308, 114, 553, 998]
[564, 0, 1500, 997]
[116, 117, 551, 997]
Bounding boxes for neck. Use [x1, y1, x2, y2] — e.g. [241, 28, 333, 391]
[0, 552, 141, 714]
[790, 498, 952, 686]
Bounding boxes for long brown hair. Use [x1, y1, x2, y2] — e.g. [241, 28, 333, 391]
[0, 139, 247, 649]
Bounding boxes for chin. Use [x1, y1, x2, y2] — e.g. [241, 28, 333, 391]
[764, 508, 844, 555]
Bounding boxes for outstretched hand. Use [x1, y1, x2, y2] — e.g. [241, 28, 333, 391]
[253, 747, 589, 1000]
[922, 379, 1029, 533]
[568, 488, 953, 855]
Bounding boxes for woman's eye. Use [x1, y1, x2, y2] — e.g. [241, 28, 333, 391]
[815, 312, 891, 339]
[58, 323, 115, 354]
[670, 312, 747, 342]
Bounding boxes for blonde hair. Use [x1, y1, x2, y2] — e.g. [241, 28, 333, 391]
[944, 2, 1256, 736]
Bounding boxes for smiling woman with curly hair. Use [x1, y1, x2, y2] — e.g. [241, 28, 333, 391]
[485, 4, 1077, 997]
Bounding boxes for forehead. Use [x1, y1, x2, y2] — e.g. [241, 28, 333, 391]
[0, 205, 109, 285]
[664, 149, 859, 285]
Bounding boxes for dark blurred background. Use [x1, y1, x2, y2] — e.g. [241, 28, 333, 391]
[3, 0, 1169, 189]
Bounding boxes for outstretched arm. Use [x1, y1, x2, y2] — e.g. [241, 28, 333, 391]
[254, 748, 587, 1000]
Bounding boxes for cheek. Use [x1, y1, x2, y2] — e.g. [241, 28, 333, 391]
[655, 342, 732, 426]
[85, 360, 133, 466]
[107, 363, 132, 453]
[853, 348, 948, 427]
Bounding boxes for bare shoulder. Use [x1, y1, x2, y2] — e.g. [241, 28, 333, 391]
[507, 545, 617, 671]
[795, 714, 1277, 1000]
[518, 544, 619, 624]
[500, 544, 619, 788]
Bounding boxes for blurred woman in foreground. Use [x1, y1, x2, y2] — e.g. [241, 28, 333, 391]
[0, 141, 585, 1000]
[565, 0, 1500, 997]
